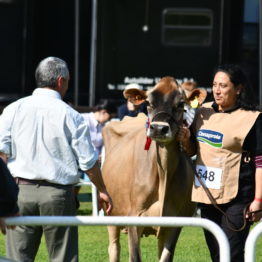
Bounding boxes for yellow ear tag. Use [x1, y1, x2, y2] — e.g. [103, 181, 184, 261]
[190, 97, 199, 108]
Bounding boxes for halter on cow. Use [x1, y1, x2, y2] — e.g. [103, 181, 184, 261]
[102, 77, 206, 262]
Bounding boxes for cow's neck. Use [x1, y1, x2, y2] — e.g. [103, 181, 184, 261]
[156, 140, 180, 205]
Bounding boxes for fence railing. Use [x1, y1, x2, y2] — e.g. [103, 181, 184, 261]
[5, 216, 230, 262]
[245, 221, 262, 261]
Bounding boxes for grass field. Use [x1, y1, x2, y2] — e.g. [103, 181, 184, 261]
[0, 186, 262, 261]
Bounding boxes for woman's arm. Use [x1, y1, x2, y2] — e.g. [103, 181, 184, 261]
[247, 168, 262, 222]
[244, 114, 262, 221]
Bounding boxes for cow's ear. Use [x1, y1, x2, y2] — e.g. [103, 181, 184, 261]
[186, 88, 207, 108]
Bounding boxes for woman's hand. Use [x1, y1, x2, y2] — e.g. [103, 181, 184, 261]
[246, 200, 262, 222]
[177, 126, 191, 144]
[177, 126, 197, 156]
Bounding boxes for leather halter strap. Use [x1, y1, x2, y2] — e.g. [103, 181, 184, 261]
[150, 110, 177, 123]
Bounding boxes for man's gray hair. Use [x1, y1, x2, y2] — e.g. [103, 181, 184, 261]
[35, 57, 69, 88]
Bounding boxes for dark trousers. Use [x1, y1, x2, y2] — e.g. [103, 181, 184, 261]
[200, 201, 251, 262]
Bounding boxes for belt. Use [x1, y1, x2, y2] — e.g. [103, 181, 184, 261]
[14, 177, 72, 188]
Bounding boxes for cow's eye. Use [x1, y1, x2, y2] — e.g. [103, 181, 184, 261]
[177, 101, 184, 108]
[146, 101, 155, 109]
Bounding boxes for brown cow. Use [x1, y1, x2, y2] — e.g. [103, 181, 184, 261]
[102, 77, 206, 262]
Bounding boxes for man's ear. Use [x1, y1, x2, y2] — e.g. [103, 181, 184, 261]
[186, 88, 207, 108]
[56, 77, 64, 88]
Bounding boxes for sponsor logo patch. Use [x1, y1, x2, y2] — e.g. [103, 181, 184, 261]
[197, 129, 223, 148]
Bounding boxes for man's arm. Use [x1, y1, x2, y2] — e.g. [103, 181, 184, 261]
[85, 161, 113, 215]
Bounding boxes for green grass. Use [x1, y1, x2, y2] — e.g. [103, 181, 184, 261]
[0, 186, 262, 261]
[0, 225, 210, 261]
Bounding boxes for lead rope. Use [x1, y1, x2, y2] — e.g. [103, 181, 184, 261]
[180, 144, 256, 232]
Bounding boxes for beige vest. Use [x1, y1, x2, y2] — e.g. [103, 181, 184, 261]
[192, 102, 260, 204]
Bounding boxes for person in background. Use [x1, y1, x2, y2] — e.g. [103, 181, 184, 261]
[0, 56, 113, 262]
[0, 158, 19, 235]
[74, 100, 117, 195]
[81, 99, 117, 158]
[177, 64, 262, 262]
[181, 80, 197, 98]
[117, 83, 148, 120]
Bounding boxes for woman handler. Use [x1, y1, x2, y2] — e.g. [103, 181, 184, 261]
[178, 64, 262, 262]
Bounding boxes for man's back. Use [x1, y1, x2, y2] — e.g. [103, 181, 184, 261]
[0, 88, 96, 185]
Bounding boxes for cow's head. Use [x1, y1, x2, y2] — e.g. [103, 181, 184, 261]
[145, 77, 206, 145]
[144, 77, 184, 144]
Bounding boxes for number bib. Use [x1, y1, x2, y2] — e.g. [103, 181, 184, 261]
[195, 165, 222, 189]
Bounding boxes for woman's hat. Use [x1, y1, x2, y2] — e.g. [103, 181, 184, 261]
[123, 83, 147, 100]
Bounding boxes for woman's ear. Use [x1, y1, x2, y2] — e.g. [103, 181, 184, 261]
[236, 84, 243, 95]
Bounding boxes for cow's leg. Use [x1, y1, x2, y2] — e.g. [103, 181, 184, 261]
[108, 226, 121, 262]
[158, 227, 181, 262]
[128, 226, 143, 262]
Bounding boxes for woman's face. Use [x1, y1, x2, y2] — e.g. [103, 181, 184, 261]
[97, 110, 111, 124]
[212, 71, 240, 111]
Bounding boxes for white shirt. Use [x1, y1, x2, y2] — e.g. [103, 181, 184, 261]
[81, 112, 104, 155]
[0, 88, 98, 185]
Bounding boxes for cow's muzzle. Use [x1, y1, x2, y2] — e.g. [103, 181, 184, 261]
[148, 111, 179, 142]
[149, 122, 170, 137]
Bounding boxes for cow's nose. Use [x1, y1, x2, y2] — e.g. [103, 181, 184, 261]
[150, 123, 169, 135]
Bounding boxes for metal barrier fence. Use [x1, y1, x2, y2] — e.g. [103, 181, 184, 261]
[5, 216, 230, 262]
[245, 222, 262, 261]
[77, 181, 98, 216]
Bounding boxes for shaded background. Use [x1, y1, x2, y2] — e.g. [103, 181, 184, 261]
[0, 0, 259, 107]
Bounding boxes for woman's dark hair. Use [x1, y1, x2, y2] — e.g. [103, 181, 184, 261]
[214, 64, 258, 110]
[93, 99, 117, 115]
